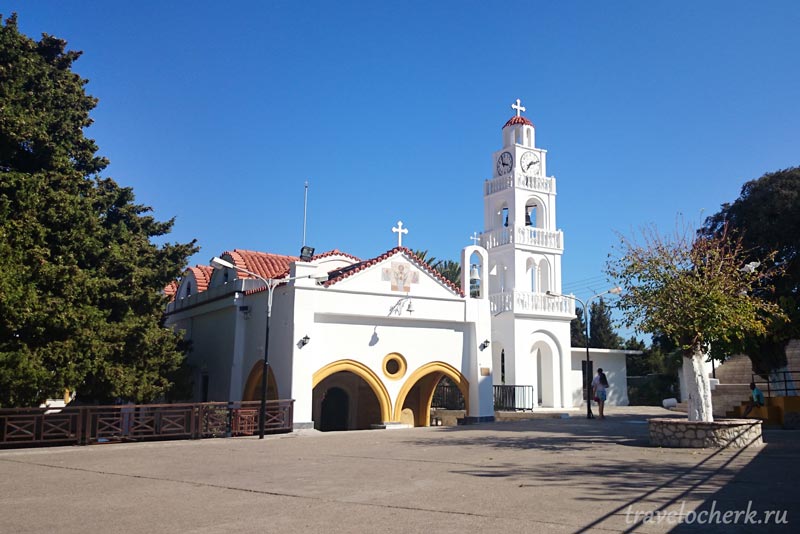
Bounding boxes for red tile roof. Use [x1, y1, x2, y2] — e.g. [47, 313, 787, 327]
[503, 115, 534, 128]
[222, 249, 299, 280]
[168, 248, 464, 302]
[187, 265, 213, 292]
[323, 246, 464, 297]
[312, 249, 362, 262]
[163, 280, 179, 302]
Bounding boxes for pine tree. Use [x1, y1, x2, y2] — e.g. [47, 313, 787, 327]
[588, 298, 622, 349]
[571, 307, 588, 347]
[0, 14, 197, 406]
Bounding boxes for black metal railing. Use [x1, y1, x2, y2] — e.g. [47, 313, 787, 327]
[0, 400, 294, 449]
[493, 385, 535, 411]
[751, 370, 799, 398]
[431, 385, 465, 410]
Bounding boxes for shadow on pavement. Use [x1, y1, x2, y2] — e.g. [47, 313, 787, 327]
[401, 411, 798, 532]
[668, 429, 798, 533]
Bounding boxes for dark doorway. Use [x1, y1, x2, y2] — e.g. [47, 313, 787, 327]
[320, 387, 349, 431]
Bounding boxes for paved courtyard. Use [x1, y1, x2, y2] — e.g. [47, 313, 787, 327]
[1, 407, 797, 533]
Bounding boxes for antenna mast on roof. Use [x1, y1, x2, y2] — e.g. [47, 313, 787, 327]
[302, 180, 309, 247]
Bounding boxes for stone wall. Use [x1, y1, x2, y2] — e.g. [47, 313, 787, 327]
[649, 418, 762, 448]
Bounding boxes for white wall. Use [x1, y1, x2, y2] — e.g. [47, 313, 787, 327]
[569, 349, 631, 407]
[165, 250, 494, 428]
[185, 307, 237, 401]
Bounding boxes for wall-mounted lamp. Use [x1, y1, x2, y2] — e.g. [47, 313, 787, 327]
[297, 335, 310, 349]
[479, 339, 490, 351]
[300, 246, 315, 262]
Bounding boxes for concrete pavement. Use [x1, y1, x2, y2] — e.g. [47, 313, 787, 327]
[1, 407, 797, 533]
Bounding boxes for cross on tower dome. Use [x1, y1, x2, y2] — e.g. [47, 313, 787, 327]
[511, 98, 526, 117]
[503, 97, 534, 128]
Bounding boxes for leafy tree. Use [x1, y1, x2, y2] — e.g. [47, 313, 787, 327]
[571, 307, 588, 347]
[701, 167, 800, 376]
[625, 335, 683, 405]
[625, 334, 681, 376]
[0, 14, 197, 406]
[436, 259, 461, 286]
[623, 336, 647, 352]
[413, 249, 439, 269]
[607, 224, 784, 421]
[412, 250, 461, 285]
[589, 298, 623, 349]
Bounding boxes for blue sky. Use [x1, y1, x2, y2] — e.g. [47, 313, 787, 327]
[5, 1, 799, 336]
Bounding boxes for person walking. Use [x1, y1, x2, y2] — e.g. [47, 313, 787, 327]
[591, 368, 610, 419]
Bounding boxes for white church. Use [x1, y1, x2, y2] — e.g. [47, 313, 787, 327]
[164, 100, 630, 430]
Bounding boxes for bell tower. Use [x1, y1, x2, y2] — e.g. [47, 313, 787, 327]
[482, 99, 574, 408]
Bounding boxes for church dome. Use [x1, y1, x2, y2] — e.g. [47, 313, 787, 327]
[503, 115, 534, 128]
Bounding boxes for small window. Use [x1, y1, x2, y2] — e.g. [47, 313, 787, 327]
[383, 353, 407, 379]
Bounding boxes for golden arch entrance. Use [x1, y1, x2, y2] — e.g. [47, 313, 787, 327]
[242, 362, 279, 401]
[311, 360, 391, 428]
[394, 362, 469, 427]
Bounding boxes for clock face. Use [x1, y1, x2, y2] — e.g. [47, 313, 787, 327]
[496, 151, 513, 175]
[520, 151, 540, 175]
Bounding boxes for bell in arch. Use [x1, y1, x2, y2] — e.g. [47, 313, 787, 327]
[469, 264, 481, 282]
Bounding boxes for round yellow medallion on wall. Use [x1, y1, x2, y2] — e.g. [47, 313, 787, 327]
[382, 353, 407, 379]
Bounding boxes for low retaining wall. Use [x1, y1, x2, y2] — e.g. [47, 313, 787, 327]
[649, 418, 762, 449]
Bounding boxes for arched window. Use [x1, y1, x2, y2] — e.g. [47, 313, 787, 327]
[525, 199, 540, 228]
[539, 260, 551, 294]
[526, 257, 537, 293]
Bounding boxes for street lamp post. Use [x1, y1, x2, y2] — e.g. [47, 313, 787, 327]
[210, 257, 327, 438]
[546, 287, 621, 419]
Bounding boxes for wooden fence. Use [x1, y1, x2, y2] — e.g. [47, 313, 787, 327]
[0, 400, 293, 449]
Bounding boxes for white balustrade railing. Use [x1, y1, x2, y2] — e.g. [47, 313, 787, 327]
[484, 175, 514, 195]
[481, 226, 563, 251]
[516, 174, 555, 193]
[517, 226, 563, 249]
[484, 174, 555, 195]
[489, 291, 575, 316]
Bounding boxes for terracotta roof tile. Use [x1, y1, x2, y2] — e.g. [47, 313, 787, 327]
[323, 246, 464, 297]
[312, 249, 362, 262]
[503, 115, 534, 128]
[187, 265, 213, 292]
[222, 249, 299, 280]
[163, 280, 179, 302]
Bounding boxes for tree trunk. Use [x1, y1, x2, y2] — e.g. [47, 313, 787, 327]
[683, 348, 714, 422]
[768, 365, 798, 397]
